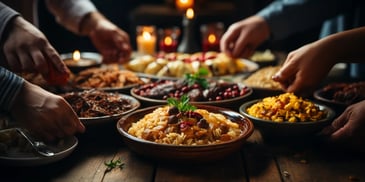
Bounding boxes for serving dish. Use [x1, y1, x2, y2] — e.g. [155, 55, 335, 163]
[313, 82, 365, 113]
[71, 65, 148, 94]
[239, 99, 335, 137]
[117, 105, 254, 162]
[61, 90, 140, 125]
[124, 52, 259, 79]
[130, 79, 252, 108]
[61, 52, 102, 73]
[0, 128, 78, 166]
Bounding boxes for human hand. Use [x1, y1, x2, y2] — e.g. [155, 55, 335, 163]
[272, 42, 335, 95]
[1, 16, 69, 78]
[220, 16, 270, 58]
[10, 81, 85, 141]
[320, 100, 365, 152]
[83, 12, 131, 64]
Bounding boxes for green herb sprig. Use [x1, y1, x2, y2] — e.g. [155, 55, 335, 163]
[167, 94, 196, 112]
[185, 68, 209, 89]
[104, 157, 125, 172]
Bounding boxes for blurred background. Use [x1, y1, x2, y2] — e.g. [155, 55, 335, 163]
[3, 0, 321, 55]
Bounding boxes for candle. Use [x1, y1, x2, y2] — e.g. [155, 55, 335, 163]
[62, 50, 101, 73]
[175, 0, 194, 11]
[177, 8, 199, 53]
[200, 22, 224, 52]
[202, 33, 220, 52]
[158, 27, 180, 53]
[136, 26, 156, 55]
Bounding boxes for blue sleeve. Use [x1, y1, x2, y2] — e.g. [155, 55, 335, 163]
[257, 0, 353, 40]
[0, 67, 24, 112]
[0, 2, 20, 43]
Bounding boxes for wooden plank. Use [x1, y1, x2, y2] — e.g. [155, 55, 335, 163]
[242, 130, 282, 182]
[154, 152, 247, 182]
[102, 149, 155, 182]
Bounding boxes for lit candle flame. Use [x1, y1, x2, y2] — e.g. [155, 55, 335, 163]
[186, 8, 194, 19]
[208, 34, 217, 44]
[142, 31, 152, 40]
[73, 50, 81, 61]
[164, 36, 173, 46]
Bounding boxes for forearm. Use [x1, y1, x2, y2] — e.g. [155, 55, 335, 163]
[45, 0, 97, 35]
[0, 67, 24, 112]
[0, 2, 20, 43]
[314, 27, 365, 63]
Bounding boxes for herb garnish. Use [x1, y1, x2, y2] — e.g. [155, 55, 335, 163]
[167, 94, 196, 112]
[104, 157, 125, 172]
[185, 68, 209, 89]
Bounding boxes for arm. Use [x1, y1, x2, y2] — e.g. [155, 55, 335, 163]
[46, 0, 132, 63]
[220, 0, 352, 58]
[0, 67, 85, 140]
[272, 26, 365, 94]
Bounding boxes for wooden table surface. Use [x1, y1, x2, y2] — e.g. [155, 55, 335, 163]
[1, 119, 364, 182]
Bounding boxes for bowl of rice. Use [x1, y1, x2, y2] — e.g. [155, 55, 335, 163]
[239, 93, 336, 137]
[117, 104, 254, 162]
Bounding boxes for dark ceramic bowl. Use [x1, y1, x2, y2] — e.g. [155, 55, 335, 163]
[239, 100, 336, 137]
[117, 105, 254, 162]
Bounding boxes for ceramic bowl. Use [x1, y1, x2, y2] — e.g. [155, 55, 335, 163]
[117, 105, 254, 162]
[239, 100, 336, 137]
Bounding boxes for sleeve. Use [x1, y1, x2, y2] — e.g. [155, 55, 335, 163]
[257, 0, 353, 40]
[0, 2, 20, 43]
[0, 67, 24, 112]
[45, 0, 97, 34]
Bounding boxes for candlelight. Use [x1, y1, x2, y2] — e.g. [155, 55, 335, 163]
[208, 34, 217, 44]
[175, 0, 194, 11]
[186, 8, 194, 19]
[164, 36, 173, 46]
[136, 26, 157, 55]
[73, 50, 81, 61]
[142, 31, 152, 40]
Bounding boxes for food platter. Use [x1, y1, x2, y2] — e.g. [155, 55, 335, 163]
[124, 52, 259, 79]
[0, 128, 78, 166]
[61, 90, 141, 125]
[117, 105, 254, 162]
[130, 80, 252, 109]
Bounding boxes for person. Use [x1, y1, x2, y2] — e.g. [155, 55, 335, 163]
[0, 0, 131, 141]
[220, 0, 364, 79]
[272, 27, 365, 151]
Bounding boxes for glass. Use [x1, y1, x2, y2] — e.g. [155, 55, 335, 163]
[136, 26, 157, 55]
[200, 22, 224, 52]
[158, 27, 180, 53]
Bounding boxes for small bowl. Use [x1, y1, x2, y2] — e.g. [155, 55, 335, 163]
[117, 105, 254, 162]
[313, 89, 348, 114]
[61, 52, 102, 73]
[239, 100, 336, 137]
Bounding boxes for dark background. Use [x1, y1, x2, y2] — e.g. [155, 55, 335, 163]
[35, 0, 321, 54]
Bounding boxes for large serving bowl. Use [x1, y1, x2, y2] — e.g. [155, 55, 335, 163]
[239, 99, 336, 137]
[117, 105, 254, 162]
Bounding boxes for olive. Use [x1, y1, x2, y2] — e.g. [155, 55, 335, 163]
[168, 106, 179, 115]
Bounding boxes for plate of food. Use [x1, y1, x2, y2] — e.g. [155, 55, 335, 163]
[117, 96, 254, 162]
[0, 128, 78, 166]
[61, 90, 140, 125]
[130, 69, 252, 109]
[71, 64, 149, 93]
[239, 93, 336, 137]
[123, 51, 259, 79]
[313, 82, 365, 113]
[242, 66, 284, 98]
[249, 49, 277, 67]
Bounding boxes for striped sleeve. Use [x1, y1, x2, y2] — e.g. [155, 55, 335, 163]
[0, 67, 24, 112]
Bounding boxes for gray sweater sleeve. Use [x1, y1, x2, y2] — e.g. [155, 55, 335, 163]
[257, 0, 353, 40]
[0, 67, 24, 112]
[0, 2, 20, 43]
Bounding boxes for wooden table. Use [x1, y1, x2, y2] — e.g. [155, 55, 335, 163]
[1, 118, 364, 182]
